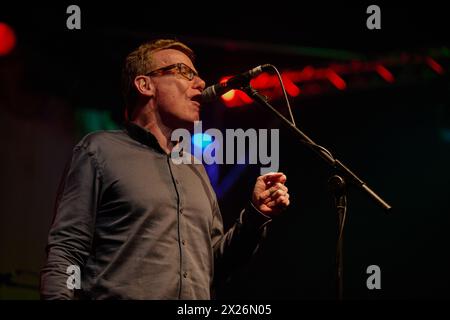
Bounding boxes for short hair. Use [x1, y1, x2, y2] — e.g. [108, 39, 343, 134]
[121, 39, 195, 119]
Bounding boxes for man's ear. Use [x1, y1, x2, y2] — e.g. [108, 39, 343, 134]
[134, 75, 155, 97]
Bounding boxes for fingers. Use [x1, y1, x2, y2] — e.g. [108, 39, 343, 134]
[265, 194, 290, 208]
[263, 179, 290, 208]
[277, 174, 287, 184]
[262, 172, 286, 183]
[262, 172, 284, 179]
[263, 182, 288, 199]
[264, 191, 289, 204]
[276, 183, 288, 192]
[254, 172, 291, 214]
[278, 195, 290, 207]
[259, 183, 288, 202]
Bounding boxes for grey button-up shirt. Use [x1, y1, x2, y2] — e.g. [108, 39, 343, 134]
[40, 122, 270, 299]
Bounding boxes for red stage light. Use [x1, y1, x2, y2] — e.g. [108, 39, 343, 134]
[327, 69, 347, 90]
[221, 90, 236, 101]
[426, 57, 444, 74]
[281, 74, 301, 97]
[375, 65, 395, 83]
[0, 22, 16, 56]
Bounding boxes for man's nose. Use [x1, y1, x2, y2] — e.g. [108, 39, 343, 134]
[193, 76, 206, 91]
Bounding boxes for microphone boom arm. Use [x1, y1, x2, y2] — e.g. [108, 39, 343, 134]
[241, 85, 392, 212]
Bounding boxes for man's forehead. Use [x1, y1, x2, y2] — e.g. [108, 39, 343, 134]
[152, 49, 193, 67]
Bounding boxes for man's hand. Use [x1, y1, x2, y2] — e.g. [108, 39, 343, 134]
[251, 172, 290, 217]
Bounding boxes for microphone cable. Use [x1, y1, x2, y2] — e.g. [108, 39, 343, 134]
[266, 64, 297, 127]
[265, 64, 337, 165]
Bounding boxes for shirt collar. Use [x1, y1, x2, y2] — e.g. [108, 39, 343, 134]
[124, 121, 166, 154]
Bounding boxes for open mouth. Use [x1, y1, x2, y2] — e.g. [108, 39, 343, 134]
[190, 94, 202, 105]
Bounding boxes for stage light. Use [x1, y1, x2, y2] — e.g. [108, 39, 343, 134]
[282, 74, 301, 97]
[375, 65, 395, 83]
[218, 76, 242, 107]
[219, 76, 253, 108]
[192, 133, 213, 150]
[426, 57, 444, 74]
[0, 22, 16, 56]
[221, 90, 236, 102]
[327, 69, 347, 90]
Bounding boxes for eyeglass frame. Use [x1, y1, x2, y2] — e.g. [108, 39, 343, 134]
[145, 63, 199, 81]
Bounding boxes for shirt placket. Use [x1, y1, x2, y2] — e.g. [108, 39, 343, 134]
[167, 157, 190, 299]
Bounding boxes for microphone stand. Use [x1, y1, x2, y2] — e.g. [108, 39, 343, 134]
[241, 85, 391, 300]
[329, 175, 347, 300]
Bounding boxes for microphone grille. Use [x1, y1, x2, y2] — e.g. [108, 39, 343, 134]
[201, 85, 216, 103]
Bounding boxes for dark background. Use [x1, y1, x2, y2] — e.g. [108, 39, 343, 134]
[0, 2, 449, 299]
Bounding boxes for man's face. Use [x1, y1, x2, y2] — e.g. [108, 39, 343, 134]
[150, 49, 205, 130]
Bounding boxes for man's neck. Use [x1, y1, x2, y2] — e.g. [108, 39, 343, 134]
[132, 115, 175, 155]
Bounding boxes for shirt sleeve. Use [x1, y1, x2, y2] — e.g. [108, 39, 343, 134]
[211, 197, 272, 287]
[40, 144, 102, 300]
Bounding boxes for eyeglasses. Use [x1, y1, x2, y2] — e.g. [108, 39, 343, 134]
[146, 63, 199, 81]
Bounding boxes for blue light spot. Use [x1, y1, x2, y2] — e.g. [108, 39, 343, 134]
[192, 133, 213, 149]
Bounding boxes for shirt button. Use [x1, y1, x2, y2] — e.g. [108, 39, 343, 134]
[182, 240, 186, 245]
[183, 272, 188, 278]
[180, 208, 183, 214]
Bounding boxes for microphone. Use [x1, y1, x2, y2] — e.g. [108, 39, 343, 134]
[201, 64, 271, 103]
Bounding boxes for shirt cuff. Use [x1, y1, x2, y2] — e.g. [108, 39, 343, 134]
[239, 201, 272, 231]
